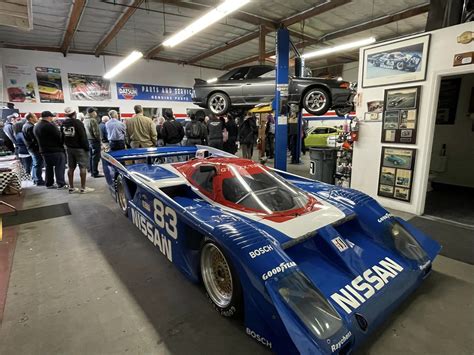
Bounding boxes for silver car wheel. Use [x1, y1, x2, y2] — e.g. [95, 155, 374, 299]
[209, 93, 228, 114]
[201, 243, 233, 308]
[305, 90, 327, 111]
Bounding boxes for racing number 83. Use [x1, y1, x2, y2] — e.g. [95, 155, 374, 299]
[153, 199, 178, 239]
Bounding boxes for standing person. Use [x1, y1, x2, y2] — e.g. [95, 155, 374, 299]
[106, 110, 126, 151]
[33, 111, 67, 189]
[239, 114, 257, 160]
[207, 113, 224, 149]
[155, 116, 165, 146]
[14, 118, 32, 178]
[161, 109, 184, 146]
[195, 110, 208, 145]
[223, 113, 238, 154]
[61, 107, 94, 194]
[83, 107, 103, 178]
[99, 115, 109, 151]
[4, 113, 18, 153]
[22, 113, 45, 185]
[185, 113, 205, 146]
[125, 105, 157, 148]
[265, 113, 275, 159]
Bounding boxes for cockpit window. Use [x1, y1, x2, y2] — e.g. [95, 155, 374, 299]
[192, 168, 215, 193]
[222, 165, 308, 213]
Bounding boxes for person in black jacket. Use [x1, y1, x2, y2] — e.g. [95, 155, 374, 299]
[22, 113, 45, 185]
[14, 117, 32, 178]
[185, 113, 206, 146]
[223, 113, 238, 154]
[33, 111, 67, 189]
[161, 109, 184, 146]
[239, 114, 257, 159]
[62, 107, 94, 194]
[207, 113, 224, 149]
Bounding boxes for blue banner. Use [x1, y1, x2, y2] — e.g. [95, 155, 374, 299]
[116, 82, 193, 102]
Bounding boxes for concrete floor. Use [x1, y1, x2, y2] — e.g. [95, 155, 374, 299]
[0, 158, 473, 354]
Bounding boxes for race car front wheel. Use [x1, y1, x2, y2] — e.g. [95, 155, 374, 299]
[200, 241, 242, 318]
[115, 175, 128, 216]
[302, 88, 331, 116]
[208, 92, 230, 115]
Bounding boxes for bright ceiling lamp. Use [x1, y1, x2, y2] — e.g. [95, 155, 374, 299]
[163, 0, 251, 47]
[302, 37, 376, 59]
[103, 51, 143, 79]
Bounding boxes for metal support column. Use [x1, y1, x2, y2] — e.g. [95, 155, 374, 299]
[293, 57, 305, 164]
[274, 28, 290, 171]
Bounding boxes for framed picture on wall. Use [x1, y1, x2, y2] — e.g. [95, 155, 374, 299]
[378, 147, 416, 202]
[362, 34, 430, 88]
[381, 86, 420, 144]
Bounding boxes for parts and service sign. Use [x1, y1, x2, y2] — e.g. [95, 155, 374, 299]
[117, 82, 193, 102]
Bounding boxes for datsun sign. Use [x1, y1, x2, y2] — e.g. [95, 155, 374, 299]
[116, 82, 193, 102]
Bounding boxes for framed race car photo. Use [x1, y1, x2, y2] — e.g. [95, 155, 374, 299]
[362, 34, 430, 88]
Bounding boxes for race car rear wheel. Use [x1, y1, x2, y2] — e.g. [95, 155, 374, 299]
[208, 92, 230, 115]
[396, 61, 405, 70]
[200, 241, 242, 318]
[115, 175, 128, 216]
[302, 87, 331, 116]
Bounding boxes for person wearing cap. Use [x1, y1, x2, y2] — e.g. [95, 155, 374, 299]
[61, 107, 94, 194]
[83, 107, 103, 178]
[125, 105, 157, 148]
[22, 113, 45, 185]
[105, 110, 126, 151]
[33, 111, 67, 189]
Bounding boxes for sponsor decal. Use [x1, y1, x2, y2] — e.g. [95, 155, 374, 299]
[249, 244, 274, 259]
[261, 261, 296, 281]
[331, 331, 352, 352]
[330, 257, 404, 314]
[331, 237, 348, 252]
[116, 82, 193, 102]
[130, 198, 178, 262]
[246, 328, 272, 349]
[377, 212, 392, 223]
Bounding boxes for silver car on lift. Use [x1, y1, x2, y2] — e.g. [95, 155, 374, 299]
[192, 65, 355, 116]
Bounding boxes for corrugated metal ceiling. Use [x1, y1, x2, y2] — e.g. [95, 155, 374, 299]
[0, 0, 430, 71]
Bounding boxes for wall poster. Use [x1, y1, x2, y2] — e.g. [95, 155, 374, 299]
[68, 73, 111, 101]
[3, 64, 37, 103]
[362, 34, 430, 88]
[35, 67, 64, 103]
[378, 147, 416, 202]
[381, 86, 420, 144]
[116, 82, 193, 102]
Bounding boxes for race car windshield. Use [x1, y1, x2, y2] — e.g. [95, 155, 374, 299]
[222, 165, 308, 213]
[277, 271, 343, 340]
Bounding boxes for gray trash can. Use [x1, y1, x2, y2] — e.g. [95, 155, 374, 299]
[309, 147, 338, 184]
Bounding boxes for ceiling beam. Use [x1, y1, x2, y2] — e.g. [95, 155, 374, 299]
[186, 29, 262, 64]
[94, 0, 145, 57]
[145, 44, 164, 60]
[281, 0, 352, 27]
[60, 0, 87, 56]
[223, 3, 429, 70]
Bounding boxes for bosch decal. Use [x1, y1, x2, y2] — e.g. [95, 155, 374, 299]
[246, 328, 272, 349]
[249, 244, 274, 259]
[330, 257, 404, 314]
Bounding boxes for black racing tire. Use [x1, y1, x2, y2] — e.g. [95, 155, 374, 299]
[207, 92, 230, 115]
[396, 61, 405, 71]
[115, 175, 128, 216]
[200, 241, 242, 318]
[302, 87, 331, 116]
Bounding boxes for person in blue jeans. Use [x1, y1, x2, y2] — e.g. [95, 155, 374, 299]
[33, 111, 67, 189]
[22, 113, 45, 185]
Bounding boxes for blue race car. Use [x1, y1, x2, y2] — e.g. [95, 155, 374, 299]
[101, 146, 440, 355]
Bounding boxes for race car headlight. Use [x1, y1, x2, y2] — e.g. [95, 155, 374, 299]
[390, 222, 428, 263]
[277, 271, 342, 340]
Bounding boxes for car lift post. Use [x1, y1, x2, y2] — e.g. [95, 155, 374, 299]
[294, 56, 305, 164]
[274, 27, 290, 171]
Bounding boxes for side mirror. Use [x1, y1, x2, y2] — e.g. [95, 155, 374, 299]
[200, 165, 216, 173]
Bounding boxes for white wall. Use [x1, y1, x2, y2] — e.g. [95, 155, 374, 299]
[431, 73, 474, 188]
[0, 48, 224, 117]
[342, 61, 359, 82]
[352, 22, 474, 215]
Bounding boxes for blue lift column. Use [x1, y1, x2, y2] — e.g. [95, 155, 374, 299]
[294, 57, 305, 165]
[274, 27, 290, 171]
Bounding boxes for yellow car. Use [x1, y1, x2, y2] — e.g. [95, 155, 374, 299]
[38, 81, 64, 101]
[304, 126, 342, 147]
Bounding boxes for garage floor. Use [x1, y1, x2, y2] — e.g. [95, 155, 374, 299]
[0, 161, 473, 354]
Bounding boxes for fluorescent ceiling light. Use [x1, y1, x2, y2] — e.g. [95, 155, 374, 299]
[103, 51, 143, 79]
[163, 0, 251, 47]
[302, 37, 376, 59]
[207, 77, 218, 83]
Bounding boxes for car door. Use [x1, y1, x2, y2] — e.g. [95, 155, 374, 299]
[242, 67, 276, 104]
